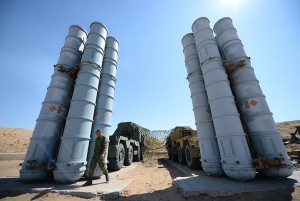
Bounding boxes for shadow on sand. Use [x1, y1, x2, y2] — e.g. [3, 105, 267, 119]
[0, 176, 84, 199]
[114, 157, 298, 201]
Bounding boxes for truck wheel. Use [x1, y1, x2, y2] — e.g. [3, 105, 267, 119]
[178, 146, 187, 165]
[124, 145, 133, 166]
[171, 147, 178, 161]
[107, 143, 125, 171]
[185, 144, 200, 169]
[133, 146, 141, 162]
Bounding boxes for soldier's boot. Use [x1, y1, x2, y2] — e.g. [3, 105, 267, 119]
[82, 177, 93, 186]
[105, 173, 109, 183]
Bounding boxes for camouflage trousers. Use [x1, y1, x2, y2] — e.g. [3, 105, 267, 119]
[88, 155, 108, 177]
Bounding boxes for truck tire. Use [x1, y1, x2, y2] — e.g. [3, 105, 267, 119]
[178, 146, 187, 165]
[108, 143, 125, 171]
[124, 145, 133, 166]
[185, 144, 200, 169]
[171, 147, 178, 161]
[133, 146, 141, 162]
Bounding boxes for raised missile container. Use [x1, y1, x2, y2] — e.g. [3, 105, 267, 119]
[20, 25, 87, 182]
[213, 17, 293, 178]
[53, 22, 108, 183]
[181, 33, 223, 176]
[192, 17, 256, 181]
[85, 36, 120, 177]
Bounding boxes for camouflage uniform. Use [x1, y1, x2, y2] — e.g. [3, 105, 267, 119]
[88, 135, 108, 177]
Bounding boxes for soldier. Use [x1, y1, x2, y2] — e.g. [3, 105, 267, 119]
[83, 129, 109, 186]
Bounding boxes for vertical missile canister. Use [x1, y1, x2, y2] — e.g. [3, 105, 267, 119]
[181, 33, 223, 176]
[85, 36, 119, 177]
[53, 22, 108, 183]
[213, 17, 293, 178]
[192, 17, 256, 181]
[20, 25, 87, 182]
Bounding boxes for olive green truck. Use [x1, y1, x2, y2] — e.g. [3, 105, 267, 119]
[107, 122, 146, 171]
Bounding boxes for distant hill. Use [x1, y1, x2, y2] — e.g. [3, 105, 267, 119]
[0, 127, 32, 153]
[276, 120, 300, 141]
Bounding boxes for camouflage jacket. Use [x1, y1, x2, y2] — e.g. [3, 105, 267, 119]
[93, 136, 108, 157]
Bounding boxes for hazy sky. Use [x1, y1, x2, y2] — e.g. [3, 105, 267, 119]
[0, 0, 299, 132]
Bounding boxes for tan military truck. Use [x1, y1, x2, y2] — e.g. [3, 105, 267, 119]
[165, 126, 201, 169]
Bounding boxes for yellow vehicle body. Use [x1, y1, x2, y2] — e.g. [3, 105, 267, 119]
[165, 126, 201, 169]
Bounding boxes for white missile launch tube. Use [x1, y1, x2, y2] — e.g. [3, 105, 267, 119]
[213, 17, 293, 178]
[181, 33, 223, 176]
[20, 25, 87, 182]
[85, 36, 119, 177]
[53, 22, 108, 183]
[192, 17, 256, 181]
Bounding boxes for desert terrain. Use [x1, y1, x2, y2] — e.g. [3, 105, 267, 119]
[0, 120, 300, 200]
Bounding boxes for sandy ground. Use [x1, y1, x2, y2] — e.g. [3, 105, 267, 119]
[1, 120, 300, 200]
